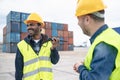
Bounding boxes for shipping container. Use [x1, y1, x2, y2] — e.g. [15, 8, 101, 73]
[21, 13, 30, 22]
[7, 21, 20, 33]
[57, 44, 63, 51]
[52, 30, 58, 37]
[113, 27, 120, 34]
[6, 43, 17, 53]
[2, 44, 6, 52]
[51, 23, 57, 30]
[68, 44, 74, 51]
[68, 38, 73, 44]
[68, 31, 73, 38]
[64, 37, 68, 45]
[63, 44, 68, 51]
[59, 37, 64, 45]
[3, 35, 6, 44]
[63, 31, 69, 38]
[3, 26, 7, 36]
[44, 22, 51, 29]
[57, 23, 63, 30]
[7, 11, 21, 23]
[63, 24, 68, 31]
[21, 22, 27, 32]
[58, 30, 63, 37]
[6, 32, 20, 43]
[45, 29, 52, 38]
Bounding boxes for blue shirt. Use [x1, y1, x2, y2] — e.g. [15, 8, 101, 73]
[78, 24, 118, 80]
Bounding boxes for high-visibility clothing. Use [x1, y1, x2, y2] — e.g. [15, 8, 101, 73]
[17, 40, 53, 80]
[84, 28, 120, 80]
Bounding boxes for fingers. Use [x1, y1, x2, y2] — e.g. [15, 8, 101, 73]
[52, 37, 59, 44]
[51, 37, 60, 49]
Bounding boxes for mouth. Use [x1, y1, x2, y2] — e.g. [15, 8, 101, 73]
[28, 29, 34, 35]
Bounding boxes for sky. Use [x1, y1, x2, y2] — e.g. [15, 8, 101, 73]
[0, 0, 120, 46]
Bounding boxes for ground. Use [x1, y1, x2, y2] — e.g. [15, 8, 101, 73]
[0, 47, 88, 80]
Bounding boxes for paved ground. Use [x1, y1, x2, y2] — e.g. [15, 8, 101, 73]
[0, 47, 88, 80]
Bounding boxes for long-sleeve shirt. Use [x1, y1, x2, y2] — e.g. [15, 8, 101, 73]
[15, 34, 60, 80]
[78, 24, 118, 80]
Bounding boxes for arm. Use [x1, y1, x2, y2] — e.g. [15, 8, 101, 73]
[15, 48, 23, 80]
[50, 48, 60, 64]
[78, 42, 117, 80]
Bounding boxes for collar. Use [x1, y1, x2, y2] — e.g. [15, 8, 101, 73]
[90, 24, 108, 44]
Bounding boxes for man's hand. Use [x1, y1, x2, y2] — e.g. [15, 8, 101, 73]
[51, 37, 59, 50]
[73, 61, 84, 73]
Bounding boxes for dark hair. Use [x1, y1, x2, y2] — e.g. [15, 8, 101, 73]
[88, 10, 105, 22]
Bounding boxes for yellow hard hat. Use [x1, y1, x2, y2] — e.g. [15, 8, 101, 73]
[24, 13, 45, 27]
[75, 0, 107, 16]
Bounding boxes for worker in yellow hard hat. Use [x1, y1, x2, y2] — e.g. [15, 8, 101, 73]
[73, 0, 120, 80]
[15, 13, 60, 80]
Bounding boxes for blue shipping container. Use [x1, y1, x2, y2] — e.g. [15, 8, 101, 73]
[21, 22, 27, 32]
[6, 43, 17, 53]
[51, 23, 57, 30]
[6, 32, 20, 43]
[2, 44, 6, 52]
[68, 44, 74, 51]
[7, 21, 20, 33]
[21, 13, 30, 22]
[59, 37, 64, 45]
[7, 11, 21, 23]
[57, 24, 63, 30]
[52, 30, 58, 37]
[57, 44, 63, 51]
[113, 27, 120, 34]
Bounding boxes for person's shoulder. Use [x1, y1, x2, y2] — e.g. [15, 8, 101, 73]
[95, 42, 118, 55]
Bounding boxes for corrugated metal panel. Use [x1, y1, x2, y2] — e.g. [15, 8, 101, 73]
[45, 29, 52, 38]
[57, 24, 63, 30]
[68, 38, 73, 44]
[64, 37, 68, 45]
[2, 44, 6, 52]
[68, 31, 73, 38]
[6, 32, 20, 43]
[113, 27, 120, 34]
[52, 30, 58, 37]
[57, 44, 63, 51]
[59, 37, 64, 45]
[51, 23, 57, 30]
[44, 22, 51, 29]
[7, 11, 21, 23]
[21, 13, 30, 22]
[68, 44, 74, 51]
[3, 35, 6, 44]
[7, 21, 20, 33]
[63, 24, 68, 31]
[63, 31, 69, 37]
[21, 22, 27, 32]
[6, 43, 17, 53]
[3, 26, 7, 36]
[63, 44, 68, 51]
[58, 30, 63, 37]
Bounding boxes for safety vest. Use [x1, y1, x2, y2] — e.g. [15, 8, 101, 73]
[17, 40, 53, 80]
[84, 28, 120, 80]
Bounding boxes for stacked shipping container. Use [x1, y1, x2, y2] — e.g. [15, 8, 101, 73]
[2, 11, 73, 53]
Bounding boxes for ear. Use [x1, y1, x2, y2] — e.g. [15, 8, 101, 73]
[84, 15, 91, 25]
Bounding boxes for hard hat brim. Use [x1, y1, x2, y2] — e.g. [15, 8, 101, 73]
[24, 20, 45, 27]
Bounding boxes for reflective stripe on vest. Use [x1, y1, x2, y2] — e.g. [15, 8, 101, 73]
[23, 67, 52, 78]
[84, 28, 120, 80]
[24, 56, 50, 66]
[17, 40, 53, 80]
